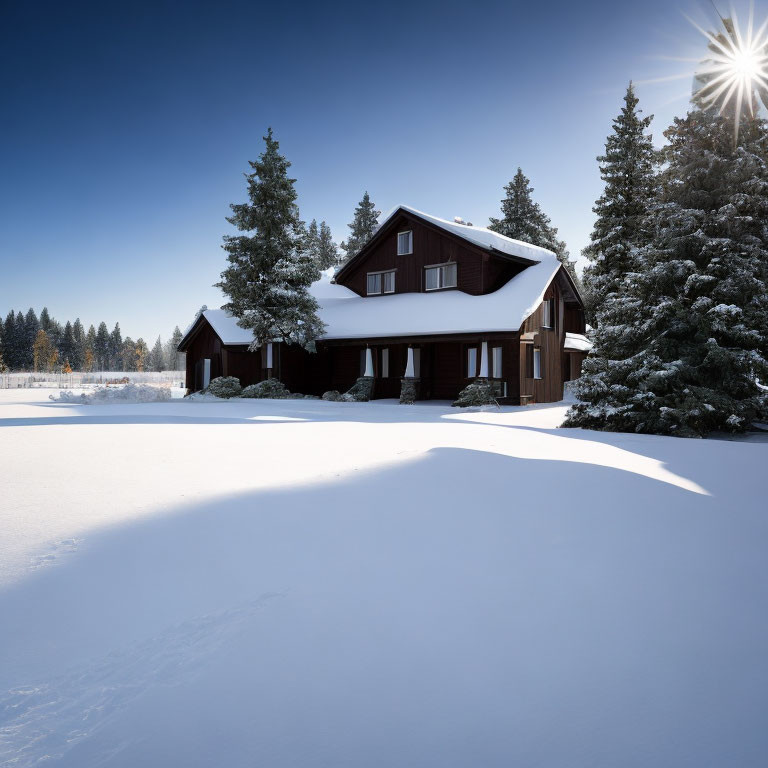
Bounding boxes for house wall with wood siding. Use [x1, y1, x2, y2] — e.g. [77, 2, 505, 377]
[337, 213, 524, 297]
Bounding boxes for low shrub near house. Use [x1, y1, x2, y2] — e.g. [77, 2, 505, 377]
[207, 376, 242, 399]
[322, 390, 345, 402]
[241, 378, 290, 399]
[452, 378, 499, 408]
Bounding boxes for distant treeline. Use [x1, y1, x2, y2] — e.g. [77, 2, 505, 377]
[0, 307, 184, 373]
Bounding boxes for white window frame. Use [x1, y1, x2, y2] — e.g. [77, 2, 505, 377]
[467, 347, 477, 378]
[381, 348, 389, 378]
[424, 262, 458, 291]
[366, 270, 395, 296]
[533, 348, 542, 380]
[397, 231, 413, 255]
[491, 346, 502, 379]
[541, 298, 554, 329]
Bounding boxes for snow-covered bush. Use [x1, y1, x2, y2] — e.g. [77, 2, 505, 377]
[50, 384, 172, 404]
[344, 377, 374, 402]
[322, 390, 344, 402]
[241, 378, 289, 399]
[206, 376, 242, 399]
[452, 379, 499, 408]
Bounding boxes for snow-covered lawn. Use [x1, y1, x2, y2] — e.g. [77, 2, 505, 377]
[1, 389, 767, 767]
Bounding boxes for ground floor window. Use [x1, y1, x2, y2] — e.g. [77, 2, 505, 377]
[467, 347, 477, 378]
[381, 348, 389, 378]
[533, 348, 542, 380]
[491, 346, 502, 378]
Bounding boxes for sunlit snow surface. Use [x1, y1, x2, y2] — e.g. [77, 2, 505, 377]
[0, 389, 767, 767]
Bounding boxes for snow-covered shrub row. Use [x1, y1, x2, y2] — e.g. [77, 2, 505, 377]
[241, 378, 289, 399]
[206, 377, 242, 399]
[50, 384, 172, 404]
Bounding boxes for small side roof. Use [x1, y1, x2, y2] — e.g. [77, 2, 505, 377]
[178, 309, 254, 350]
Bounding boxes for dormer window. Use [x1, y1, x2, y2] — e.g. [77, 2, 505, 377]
[397, 231, 413, 255]
[367, 270, 395, 295]
[424, 262, 457, 291]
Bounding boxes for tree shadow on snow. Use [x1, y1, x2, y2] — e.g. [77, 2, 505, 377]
[1, 446, 767, 767]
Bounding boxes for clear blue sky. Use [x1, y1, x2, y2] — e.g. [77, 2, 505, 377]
[0, 0, 745, 341]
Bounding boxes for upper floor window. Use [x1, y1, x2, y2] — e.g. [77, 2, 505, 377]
[541, 298, 555, 329]
[367, 270, 395, 296]
[397, 231, 413, 255]
[425, 262, 457, 291]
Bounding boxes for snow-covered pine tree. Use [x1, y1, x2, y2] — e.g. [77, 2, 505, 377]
[566, 107, 768, 436]
[14, 312, 27, 370]
[148, 336, 164, 371]
[95, 322, 110, 371]
[72, 318, 85, 370]
[217, 129, 324, 351]
[121, 338, 135, 371]
[33, 329, 52, 372]
[110, 323, 123, 370]
[306, 219, 341, 270]
[340, 192, 380, 263]
[2, 312, 16, 370]
[565, 84, 657, 421]
[85, 325, 97, 372]
[59, 321, 75, 366]
[135, 338, 149, 372]
[489, 168, 576, 279]
[580, 83, 656, 322]
[23, 308, 39, 370]
[164, 326, 183, 370]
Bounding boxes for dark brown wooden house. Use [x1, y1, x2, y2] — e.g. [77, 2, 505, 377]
[178, 205, 591, 404]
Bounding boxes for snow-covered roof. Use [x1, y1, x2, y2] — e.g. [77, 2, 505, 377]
[373, 204, 556, 263]
[564, 332, 592, 352]
[312, 257, 561, 340]
[179, 309, 255, 347]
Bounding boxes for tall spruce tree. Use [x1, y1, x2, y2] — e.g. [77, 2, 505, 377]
[72, 318, 85, 370]
[307, 219, 341, 270]
[217, 128, 325, 350]
[14, 312, 27, 370]
[60, 321, 75, 366]
[95, 322, 110, 370]
[110, 323, 123, 370]
[148, 336, 165, 371]
[566, 107, 768, 436]
[489, 168, 575, 279]
[581, 83, 656, 321]
[340, 192, 380, 263]
[23, 308, 39, 369]
[85, 325, 97, 372]
[3, 312, 17, 370]
[164, 326, 184, 370]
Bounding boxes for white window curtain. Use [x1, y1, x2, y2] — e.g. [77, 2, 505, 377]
[533, 348, 542, 379]
[383, 271, 395, 293]
[492, 346, 502, 378]
[467, 348, 477, 378]
[367, 273, 381, 295]
[425, 263, 457, 290]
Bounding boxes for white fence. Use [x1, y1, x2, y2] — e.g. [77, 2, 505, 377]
[0, 371, 186, 390]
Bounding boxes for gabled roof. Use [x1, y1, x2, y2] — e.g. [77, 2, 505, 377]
[178, 309, 254, 350]
[334, 204, 555, 281]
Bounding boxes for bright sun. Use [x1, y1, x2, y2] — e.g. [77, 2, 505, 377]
[691, 3, 768, 139]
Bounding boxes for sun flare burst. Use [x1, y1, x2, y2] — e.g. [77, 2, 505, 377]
[691, 3, 768, 140]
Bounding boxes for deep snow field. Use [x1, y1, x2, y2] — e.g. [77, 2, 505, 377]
[1, 388, 767, 767]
